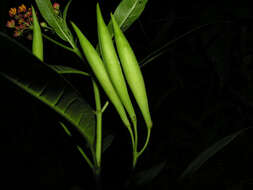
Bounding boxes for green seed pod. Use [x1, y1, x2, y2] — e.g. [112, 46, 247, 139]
[32, 6, 43, 61]
[111, 14, 152, 129]
[96, 4, 137, 127]
[71, 21, 131, 128]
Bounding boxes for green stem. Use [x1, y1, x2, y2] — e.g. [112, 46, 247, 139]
[92, 79, 103, 169]
[47, 31, 103, 178]
[137, 128, 151, 157]
[42, 34, 74, 52]
[77, 145, 95, 171]
[101, 101, 109, 113]
[132, 121, 138, 168]
[125, 124, 137, 169]
[94, 169, 102, 190]
[74, 46, 102, 184]
[73, 45, 83, 59]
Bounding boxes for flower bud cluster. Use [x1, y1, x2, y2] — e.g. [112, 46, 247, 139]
[6, 2, 60, 40]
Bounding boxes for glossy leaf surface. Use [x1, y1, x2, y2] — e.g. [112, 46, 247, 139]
[0, 32, 95, 148]
[108, 0, 148, 35]
[35, 0, 75, 47]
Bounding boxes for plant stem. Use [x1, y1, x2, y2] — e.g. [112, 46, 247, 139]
[42, 34, 74, 52]
[72, 46, 103, 183]
[137, 128, 151, 157]
[92, 79, 102, 169]
[125, 124, 138, 169]
[132, 121, 138, 169]
[77, 145, 95, 171]
[47, 31, 104, 183]
[94, 168, 102, 190]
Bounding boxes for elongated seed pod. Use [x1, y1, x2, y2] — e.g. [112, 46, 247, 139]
[111, 14, 152, 129]
[32, 6, 43, 61]
[71, 22, 131, 128]
[96, 4, 137, 127]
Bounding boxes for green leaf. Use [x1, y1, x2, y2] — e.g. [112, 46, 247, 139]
[32, 6, 43, 61]
[63, 0, 72, 21]
[35, 0, 75, 48]
[129, 160, 167, 186]
[0, 32, 95, 149]
[178, 127, 250, 180]
[140, 23, 213, 67]
[107, 0, 148, 35]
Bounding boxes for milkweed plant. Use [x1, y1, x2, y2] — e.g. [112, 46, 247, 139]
[3, 0, 152, 187]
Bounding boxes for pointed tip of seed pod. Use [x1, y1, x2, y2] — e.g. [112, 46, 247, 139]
[110, 13, 115, 23]
[110, 13, 115, 22]
[96, 4, 104, 26]
[96, 2, 104, 27]
[96, 2, 100, 13]
[110, 13, 120, 34]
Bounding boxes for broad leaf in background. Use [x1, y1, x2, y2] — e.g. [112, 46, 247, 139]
[35, 0, 75, 48]
[0, 32, 96, 149]
[178, 127, 250, 181]
[126, 160, 167, 186]
[108, 0, 148, 35]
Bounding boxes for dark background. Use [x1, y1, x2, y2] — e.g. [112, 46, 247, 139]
[1, 0, 253, 189]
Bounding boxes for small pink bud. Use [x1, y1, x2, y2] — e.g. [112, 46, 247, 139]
[53, 3, 60, 10]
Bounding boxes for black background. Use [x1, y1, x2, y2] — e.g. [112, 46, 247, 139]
[1, 0, 253, 189]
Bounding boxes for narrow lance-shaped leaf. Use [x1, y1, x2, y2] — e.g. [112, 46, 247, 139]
[107, 0, 148, 35]
[132, 161, 167, 186]
[35, 0, 75, 48]
[32, 6, 43, 61]
[0, 32, 96, 148]
[179, 127, 250, 180]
